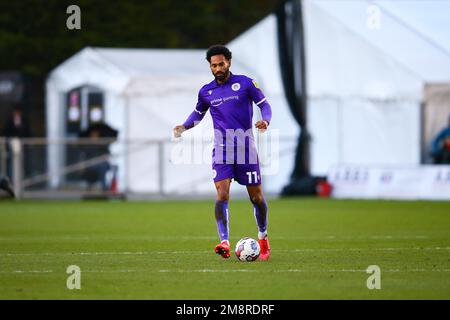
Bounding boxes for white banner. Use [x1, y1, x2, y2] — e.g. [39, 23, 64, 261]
[327, 165, 450, 200]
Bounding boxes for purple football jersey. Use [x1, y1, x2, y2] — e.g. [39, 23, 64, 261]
[182, 73, 272, 184]
[183, 73, 271, 143]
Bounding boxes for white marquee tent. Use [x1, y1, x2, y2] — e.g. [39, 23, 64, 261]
[46, 47, 295, 195]
[46, 0, 450, 197]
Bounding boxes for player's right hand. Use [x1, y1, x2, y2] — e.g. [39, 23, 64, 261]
[173, 125, 186, 138]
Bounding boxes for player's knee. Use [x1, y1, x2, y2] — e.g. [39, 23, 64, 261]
[217, 190, 229, 201]
[250, 194, 264, 205]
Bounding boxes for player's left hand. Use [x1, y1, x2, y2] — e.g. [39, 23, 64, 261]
[255, 120, 269, 132]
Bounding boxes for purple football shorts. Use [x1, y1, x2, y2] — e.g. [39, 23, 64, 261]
[212, 147, 261, 186]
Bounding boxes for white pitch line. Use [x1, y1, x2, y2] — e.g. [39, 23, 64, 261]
[157, 269, 450, 273]
[0, 250, 210, 256]
[0, 235, 433, 241]
[274, 235, 431, 240]
[290, 247, 450, 252]
[1, 247, 449, 257]
[5, 270, 55, 273]
[0, 270, 52, 274]
[158, 269, 257, 273]
[2, 268, 450, 274]
[0, 236, 217, 241]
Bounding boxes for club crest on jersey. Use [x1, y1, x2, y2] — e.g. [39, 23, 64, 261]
[231, 83, 240, 91]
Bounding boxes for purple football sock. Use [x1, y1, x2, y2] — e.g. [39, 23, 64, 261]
[252, 198, 268, 234]
[215, 200, 229, 242]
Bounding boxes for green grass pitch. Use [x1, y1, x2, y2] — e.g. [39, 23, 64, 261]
[0, 198, 449, 299]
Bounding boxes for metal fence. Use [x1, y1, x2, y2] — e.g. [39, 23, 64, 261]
[1, 137, 116, 199]
[0, 135, 298, 200]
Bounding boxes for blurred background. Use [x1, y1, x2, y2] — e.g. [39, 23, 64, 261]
[0, 0, 449, 201]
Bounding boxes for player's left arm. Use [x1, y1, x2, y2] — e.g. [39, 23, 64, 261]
[247, 78, 272, 131]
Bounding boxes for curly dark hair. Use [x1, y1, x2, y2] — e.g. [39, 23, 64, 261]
[206, 45, 232, 62]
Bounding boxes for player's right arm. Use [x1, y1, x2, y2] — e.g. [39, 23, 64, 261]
[173, 89, 209, 137]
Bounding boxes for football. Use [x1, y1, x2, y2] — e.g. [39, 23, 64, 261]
[235, 237, 260, 262]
